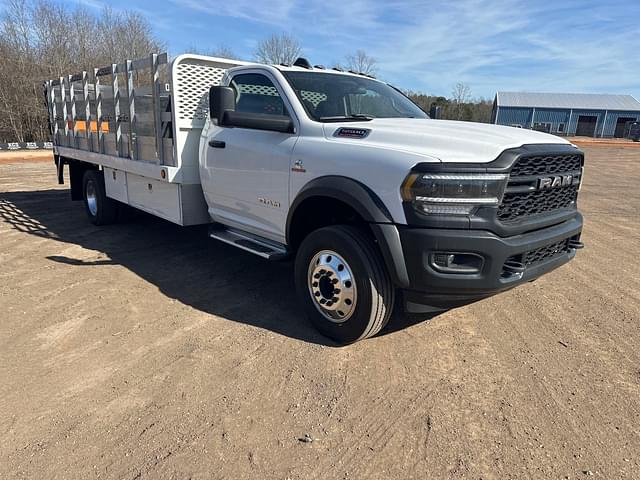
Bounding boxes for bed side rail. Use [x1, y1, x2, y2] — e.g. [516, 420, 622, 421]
[45, 53, 174, 166]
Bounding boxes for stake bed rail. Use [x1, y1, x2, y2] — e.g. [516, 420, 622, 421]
[45, 53, 247, 225]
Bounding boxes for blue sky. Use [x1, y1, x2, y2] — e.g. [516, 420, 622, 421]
[8, 0, 640, 99]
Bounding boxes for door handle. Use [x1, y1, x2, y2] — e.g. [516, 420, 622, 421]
[208, 140, 226, 148]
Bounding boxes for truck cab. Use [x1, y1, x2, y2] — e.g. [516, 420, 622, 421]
[199, 60, 584, 343]
[46, 54, 584, 344]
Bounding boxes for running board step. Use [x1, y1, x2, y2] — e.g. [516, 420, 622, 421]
[209, 227, 289, 260]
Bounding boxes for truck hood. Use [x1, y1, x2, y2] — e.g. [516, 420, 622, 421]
[323, 118, 573, 164]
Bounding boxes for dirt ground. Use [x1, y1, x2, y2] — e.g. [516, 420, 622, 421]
[0, 146, 639, 480]
[0, 150, 52, 165]
[569, 137, 640, 148]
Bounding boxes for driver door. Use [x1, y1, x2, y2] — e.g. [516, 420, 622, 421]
[204, 72, 298, 243]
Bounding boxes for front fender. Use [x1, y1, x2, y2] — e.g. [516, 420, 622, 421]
[287, 176, 410, 287]
[288, 175, 393, 227]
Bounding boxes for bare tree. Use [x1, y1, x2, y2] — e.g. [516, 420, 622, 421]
[185, 44, 238, 60]
[254, 33, 301, 65]
[451, 82, 471, 120]
[0, 0, 162, 142]
[96, 8, 161, 64]
[344, 50, 377, 75]
[406, 90, 493, 123]
[210, 45, 237, 60]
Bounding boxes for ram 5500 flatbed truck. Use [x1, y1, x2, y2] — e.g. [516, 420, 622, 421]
[45, 53, 584, 344]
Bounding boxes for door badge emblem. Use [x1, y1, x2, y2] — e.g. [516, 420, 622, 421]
[291, 160, 306, 173]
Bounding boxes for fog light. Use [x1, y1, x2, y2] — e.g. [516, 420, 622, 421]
[430, 252, 484, 274]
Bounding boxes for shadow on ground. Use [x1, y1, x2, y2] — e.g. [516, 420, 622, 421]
[0, 189, 437, 345]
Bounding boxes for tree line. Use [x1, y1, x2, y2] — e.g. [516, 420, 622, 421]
[407, 88, 494, 123]
[0, 1, 492, 143]
[0, 0, 161, 142]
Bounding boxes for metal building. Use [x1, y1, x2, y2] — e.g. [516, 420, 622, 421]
[492, 92, 640, 138]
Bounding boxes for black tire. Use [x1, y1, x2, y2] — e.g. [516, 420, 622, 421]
[82, 170, 118, 225]
[295, 225, 394, 344]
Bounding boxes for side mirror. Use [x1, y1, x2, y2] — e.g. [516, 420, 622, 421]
[209, 86, 236, 124]
[209, 85, 294, 133]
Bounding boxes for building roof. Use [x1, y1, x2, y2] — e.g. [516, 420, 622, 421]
[496, 91, 640, 111]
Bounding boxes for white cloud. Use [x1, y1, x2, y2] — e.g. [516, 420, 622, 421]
[170, 0, 640, 97]
[171, 0, 295, 27]
[72, 0, 107, 9]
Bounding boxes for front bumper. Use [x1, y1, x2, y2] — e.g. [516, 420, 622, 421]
[397, 213, 583, 311]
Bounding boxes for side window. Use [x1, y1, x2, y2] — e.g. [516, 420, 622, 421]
[230, 73, 288, 117]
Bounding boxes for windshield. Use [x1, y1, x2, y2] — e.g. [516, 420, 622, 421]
[282, 71, 429, 122]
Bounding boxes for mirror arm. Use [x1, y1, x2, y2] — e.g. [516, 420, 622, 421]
[222, 111, 293, 133]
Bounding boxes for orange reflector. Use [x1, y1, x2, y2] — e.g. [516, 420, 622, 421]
[70, 120, 109, 133]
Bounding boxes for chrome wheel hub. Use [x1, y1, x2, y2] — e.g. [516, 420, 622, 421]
[308, 250, 357, 323]
[86, 180, 98, 216]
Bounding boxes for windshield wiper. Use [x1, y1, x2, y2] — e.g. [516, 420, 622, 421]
[318, 114, 374, 122]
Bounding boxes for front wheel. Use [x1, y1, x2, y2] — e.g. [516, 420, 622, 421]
[295, 225, 394, 344]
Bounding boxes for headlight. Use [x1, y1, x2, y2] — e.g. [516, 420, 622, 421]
[401, 173, 509, 215]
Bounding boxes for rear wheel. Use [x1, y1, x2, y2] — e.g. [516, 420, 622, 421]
[82, 170, 118, 225]
[295, 225, 394, 344]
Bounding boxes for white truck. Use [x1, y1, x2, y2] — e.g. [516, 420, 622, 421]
[44, 53, 584, 344]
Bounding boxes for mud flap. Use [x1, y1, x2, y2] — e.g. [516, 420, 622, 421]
[55, 154, 64, 185]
